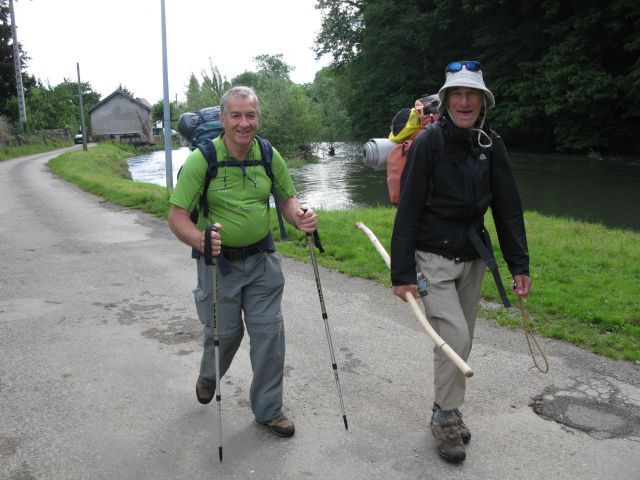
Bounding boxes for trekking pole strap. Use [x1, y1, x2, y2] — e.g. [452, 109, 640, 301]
[466, 226, 511, 308]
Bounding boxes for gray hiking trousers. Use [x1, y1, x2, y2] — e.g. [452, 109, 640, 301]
[193, 251, 286, 423]
[415, 251, 485, 411]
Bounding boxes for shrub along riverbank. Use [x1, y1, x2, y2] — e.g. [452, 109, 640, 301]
[48, 143, 640, 362]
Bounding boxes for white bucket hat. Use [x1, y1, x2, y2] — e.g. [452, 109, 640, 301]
[437, 61, 495, 114]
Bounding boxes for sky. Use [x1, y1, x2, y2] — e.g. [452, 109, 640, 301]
[12, 0, 331, 104]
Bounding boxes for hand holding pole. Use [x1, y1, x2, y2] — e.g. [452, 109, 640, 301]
[355, 222, 474, 378]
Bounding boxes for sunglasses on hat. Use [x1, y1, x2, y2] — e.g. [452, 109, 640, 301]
[445, 61, 482, 73]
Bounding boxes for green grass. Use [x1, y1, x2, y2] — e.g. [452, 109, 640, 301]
[47, 143, 640, 362]
[0, 139, 73, 161]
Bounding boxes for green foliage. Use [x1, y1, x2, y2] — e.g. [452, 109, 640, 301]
[152, 99, 179, 126]
[48, 143, 170, 218]
[178, 54, 337, 150]
[257, 77, 320, 148]
[314, 0, 640, 152]
[24, 79, 100, 132]
[309, 68, 353, 142]
[313, 0, 365, 67]
[0, 138, 71, 161]
[0, 0, 37, 124]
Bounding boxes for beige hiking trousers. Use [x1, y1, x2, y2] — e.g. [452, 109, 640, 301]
[415, 251, 486, 411]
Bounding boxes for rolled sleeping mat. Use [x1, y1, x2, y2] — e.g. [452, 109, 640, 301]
[362, 138, 395, 171]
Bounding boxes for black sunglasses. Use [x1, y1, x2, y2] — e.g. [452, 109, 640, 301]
[445, 61, 482, 73]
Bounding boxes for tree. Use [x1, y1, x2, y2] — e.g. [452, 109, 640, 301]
[314, 0, 640, 152]
[116, 84, 134, 97]
[200, 58, 228, 107]
[151, 98, 178, 126]
[254, 53, 293, 80]
[183, 73, 203, 113]
[24, 79, 100, 132]
[0, 0, 36, 123]
[313, 0, 365, 67]
[309, 68, 352, 142]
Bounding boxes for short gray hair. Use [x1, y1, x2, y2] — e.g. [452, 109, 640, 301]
[220, 86, 261, 117]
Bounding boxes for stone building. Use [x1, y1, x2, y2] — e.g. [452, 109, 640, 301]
[89, 91, 153, 144]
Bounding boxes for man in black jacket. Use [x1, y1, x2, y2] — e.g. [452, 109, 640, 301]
[390, 61, 531, 463]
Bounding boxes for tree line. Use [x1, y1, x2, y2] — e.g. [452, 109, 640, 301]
[2, 0, 638, 154]
[313, 0, 640, 153]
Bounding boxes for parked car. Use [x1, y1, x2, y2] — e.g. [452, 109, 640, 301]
[153, 127, 179, 138]
[74, 133, 83, 144]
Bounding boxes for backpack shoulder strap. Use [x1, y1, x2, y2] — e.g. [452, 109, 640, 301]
[423, 122, 444, 206]
[195, 139, 218, 221]
[255, 135, 286, 240]
[256, 136, 274, 178]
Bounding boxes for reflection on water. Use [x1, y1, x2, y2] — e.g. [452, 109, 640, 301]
[128, 143, 640, 231]
[127, 146, 191, 188]
[509, 151, 640, 231]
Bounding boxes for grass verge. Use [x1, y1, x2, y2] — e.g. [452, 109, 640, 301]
[1, 140, 73, 161]
[48, 143, 640, 362]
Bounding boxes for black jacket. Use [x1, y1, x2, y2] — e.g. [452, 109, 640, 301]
[390, 116, 529, 286]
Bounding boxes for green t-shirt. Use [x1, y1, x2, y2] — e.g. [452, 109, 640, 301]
[170, 137, 296, 247]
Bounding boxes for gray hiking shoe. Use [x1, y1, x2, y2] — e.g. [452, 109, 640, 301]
[195, 376, 215, 405]
[430, 411, 466, 463]
[256, 414, 295, 438]
[454, 408, 471, 444]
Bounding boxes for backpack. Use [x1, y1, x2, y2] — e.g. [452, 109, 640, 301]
[177, 107, 223, 150]
[388, 121, 442, 205]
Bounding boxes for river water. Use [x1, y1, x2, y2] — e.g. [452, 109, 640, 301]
[127, 142, 640, 231]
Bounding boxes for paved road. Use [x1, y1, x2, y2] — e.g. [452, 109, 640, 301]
[1, 148, 639, 480]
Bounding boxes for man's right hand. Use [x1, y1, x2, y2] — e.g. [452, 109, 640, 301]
[201, 223, 222, 257]
[393, 284, 417, 302]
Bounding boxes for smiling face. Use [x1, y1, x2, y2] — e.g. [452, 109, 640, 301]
[220, 94, 259, 152]
[446, 87, 483, 129]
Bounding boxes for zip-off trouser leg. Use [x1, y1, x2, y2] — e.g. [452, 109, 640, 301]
[193, 251, 286, 423]
[415, 251, 485, 411]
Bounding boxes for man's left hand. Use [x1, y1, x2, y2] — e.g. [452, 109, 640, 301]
[512, 274, 532, 298]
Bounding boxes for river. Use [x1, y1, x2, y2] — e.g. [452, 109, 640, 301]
[127, 142, 640, 231]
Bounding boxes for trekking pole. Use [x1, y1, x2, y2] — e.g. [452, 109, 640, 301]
[204, 225, 223, 462]
[302, 209, 349, 430]
[355, 222, 474, 378]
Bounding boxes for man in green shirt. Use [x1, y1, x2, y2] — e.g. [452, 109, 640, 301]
[168, 86, 317, 438]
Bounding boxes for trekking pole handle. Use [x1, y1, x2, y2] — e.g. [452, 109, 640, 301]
[301, 208, 324, 253]
[204, 225, 219, 266]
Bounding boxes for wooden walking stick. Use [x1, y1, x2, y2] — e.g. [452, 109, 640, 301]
[356, 222, 474, 378]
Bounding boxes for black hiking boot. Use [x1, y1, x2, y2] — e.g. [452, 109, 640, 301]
[195, 376, 215, 405]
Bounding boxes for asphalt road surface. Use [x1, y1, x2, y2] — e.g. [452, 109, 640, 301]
[1, 148, 639, 479]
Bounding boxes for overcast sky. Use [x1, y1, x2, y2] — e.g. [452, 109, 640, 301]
[12, 0, 331, 103]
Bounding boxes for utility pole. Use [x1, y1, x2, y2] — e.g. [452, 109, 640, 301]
[160, 0, 173, 189]
[9, 0, 27, 130]
[76, 63, 87, 151]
